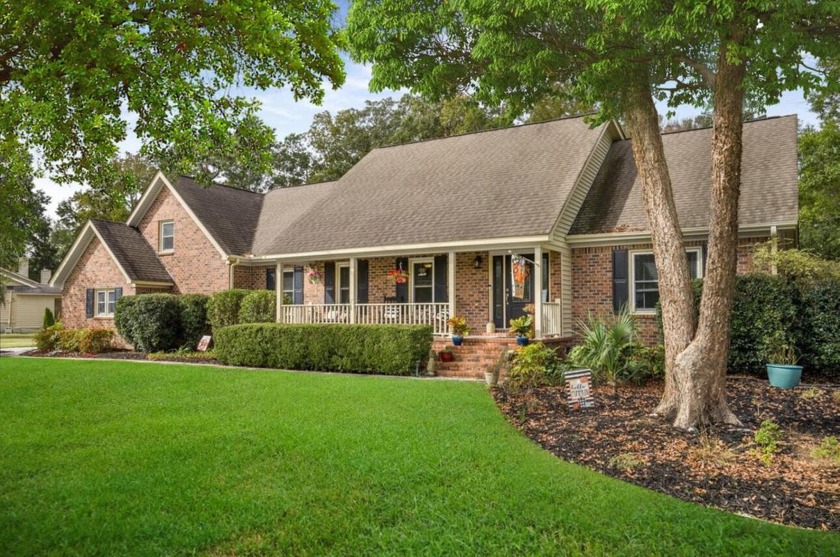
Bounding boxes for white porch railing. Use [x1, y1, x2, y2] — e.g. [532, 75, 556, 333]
[280, 303, 450, 335]
[541, 302, 563, 337]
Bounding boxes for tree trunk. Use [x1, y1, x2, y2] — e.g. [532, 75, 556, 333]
[664, 46, 746, 429]
[621, 83, 696, 412]
[620, 49, 746, 428]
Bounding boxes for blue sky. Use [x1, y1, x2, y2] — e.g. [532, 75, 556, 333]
[35, 27, 819, 217]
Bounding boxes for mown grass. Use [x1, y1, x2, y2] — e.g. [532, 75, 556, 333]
[0, 333, 36, 348]
[0, 358, 836, 556]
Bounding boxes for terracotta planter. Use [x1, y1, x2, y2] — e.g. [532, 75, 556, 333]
[439, 351, 454, 362]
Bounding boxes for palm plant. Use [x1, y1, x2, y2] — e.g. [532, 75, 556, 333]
[568, 307, 637, 386]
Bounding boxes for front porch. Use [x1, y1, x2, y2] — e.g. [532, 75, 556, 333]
[266, 248, 571, 339]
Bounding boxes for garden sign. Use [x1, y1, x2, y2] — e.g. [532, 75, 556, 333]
[565, 369, 595, 410]
[197, 335, 212, 352]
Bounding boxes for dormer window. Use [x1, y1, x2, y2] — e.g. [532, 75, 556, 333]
[159, 221, 174, 253]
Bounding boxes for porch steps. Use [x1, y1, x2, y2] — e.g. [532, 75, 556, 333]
[431, 336, 577, 380]
[432, 337, 518, 379]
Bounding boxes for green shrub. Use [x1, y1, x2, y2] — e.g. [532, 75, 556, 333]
[752, 420, 782, 467]
[42, 308, 55, 329]
[179, 294, 210, 348]
[34, 322, 63, 351]
[77, 328, 114, 354]
[568, 308, 638, 385]
[794, 280, 840, 374]
[207, 289, 250, 332]
[114, 295, 139, 346]
[507, 342, 562, 391]
[58, 328, 83, 353]
[811, 436, 840, 462]
[238, 290, 276, 324]
[131, 294, 182, 352]
[626, 344, 665, 384]
[215, 324, 433, 375]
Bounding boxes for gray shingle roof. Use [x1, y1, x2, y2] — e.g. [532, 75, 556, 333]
[570, 115, 799, 235]
[90, 220, 173, 283]
[172, 176, 264, 255]
[252, 116, 608, 255]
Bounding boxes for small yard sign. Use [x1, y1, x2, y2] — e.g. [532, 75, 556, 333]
[197, 335, 212, 352]
[565, 369, 595, 410]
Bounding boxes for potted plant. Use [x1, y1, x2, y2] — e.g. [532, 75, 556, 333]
[447, 315, 470, 346]
[765, 334, 803, 389]
[439, 346, 454, 362]
[509, 315, 533, 346]
[387, 268, 409, 284]
[306, 267, 322, 284]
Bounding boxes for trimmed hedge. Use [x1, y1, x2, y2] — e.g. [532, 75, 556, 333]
[114, 295, 139, 347]
[130, 294, 182, 352]
[657, 273, 840, 376]
[215, 324, 433, 375]
[207, 289, 250, 332]
[238, 290, 276, 324]
[179, 294, 210, 347]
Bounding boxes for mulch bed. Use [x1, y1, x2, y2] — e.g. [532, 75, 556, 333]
[23, 350, 221, 365]
[494, 376, 840, 531]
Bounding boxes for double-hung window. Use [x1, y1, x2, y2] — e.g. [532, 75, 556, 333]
[96, 289, 117, 317]
[159, 221, 174, 253]
[631, 249, 701, 312]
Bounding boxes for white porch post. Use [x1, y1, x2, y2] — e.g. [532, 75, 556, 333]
[534, 246, 543, 339]
[275, 262, 284, 323]
[448, 251, 456, 322]
[349, 257, 357, 323]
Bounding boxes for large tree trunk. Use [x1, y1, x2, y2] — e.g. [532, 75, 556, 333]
[621, 48, 746, 428]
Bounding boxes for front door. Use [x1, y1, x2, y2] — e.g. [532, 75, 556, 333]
[492, 254, 535, 329]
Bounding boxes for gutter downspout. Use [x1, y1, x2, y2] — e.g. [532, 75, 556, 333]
[227, 256, 240, 289]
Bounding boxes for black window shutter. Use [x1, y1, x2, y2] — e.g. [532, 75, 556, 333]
[433, 255, 448, 303]
[357, 260, 369, 304]
[293, 266, 304, 304]
[85, 289, 94, 318]
[612, 249, 629, 313]
[266, 268, 276, 291]
[324, 262, 335, 303]
[701, 241, 708, 276]
[395, 257, 409, 302]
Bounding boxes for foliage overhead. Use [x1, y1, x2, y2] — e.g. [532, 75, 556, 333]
[798, 120, 840, 261]
[0, 0, 346, 186]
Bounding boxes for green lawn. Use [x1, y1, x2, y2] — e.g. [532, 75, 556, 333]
[0, 333, 36, 349]
[0, 359, 835, 556]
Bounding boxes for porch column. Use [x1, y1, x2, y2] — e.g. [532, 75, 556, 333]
[349, 257, 357, 323]
[448, 251, 456, 321]
[275, 262, 284, 323]
[534, 246, 543, 339]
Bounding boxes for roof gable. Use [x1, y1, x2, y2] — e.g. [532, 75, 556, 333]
[569, 115, 799, 236]
[0, 268, 40, 287]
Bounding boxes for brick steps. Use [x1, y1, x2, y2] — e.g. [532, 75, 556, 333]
[431, 336, 577, 379]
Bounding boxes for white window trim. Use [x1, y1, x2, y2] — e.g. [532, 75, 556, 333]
[629, 248, 703, 314]
[95, 288, 116, 317]
[281, 269, 296, 304]
[409, 257, 434, 303]
[336, 263, 350, 304]
[159, 220, 174, 254]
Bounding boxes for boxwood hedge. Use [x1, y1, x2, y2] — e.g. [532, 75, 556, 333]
[214, 324, 433, 375]
[207, 289, 250, 332]
[238, 290, 276, 324]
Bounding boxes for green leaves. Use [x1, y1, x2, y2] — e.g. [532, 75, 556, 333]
[0, 0, 346, 186]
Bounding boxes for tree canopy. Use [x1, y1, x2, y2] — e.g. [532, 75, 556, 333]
[0, 0, 346, 186]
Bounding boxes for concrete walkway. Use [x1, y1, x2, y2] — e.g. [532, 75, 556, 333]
[0, 347, 36, 357]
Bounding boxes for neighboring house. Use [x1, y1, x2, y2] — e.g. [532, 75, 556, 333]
[51, 115, 798, 358]
[1, 259, 61, 333]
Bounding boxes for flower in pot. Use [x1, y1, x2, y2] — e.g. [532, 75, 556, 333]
[387, 268, 410, 284]
[765, 334, 803, 389]
[509, 315, 533, 346]
[447, 315, 470, 346]
[306, 267, 322, 284]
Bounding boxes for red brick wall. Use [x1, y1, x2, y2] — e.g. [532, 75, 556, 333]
[62, 238, 135, 334]
[233, 265, 275, 290]
[455, 252, 490, 334]
[549, 250, 562, 304]
[137, 186, 229, 294]
[571, 237, 769, 345]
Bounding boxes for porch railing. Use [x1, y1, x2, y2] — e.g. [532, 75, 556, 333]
[541, 302, 563, 337]
[280, 303, 450, 335]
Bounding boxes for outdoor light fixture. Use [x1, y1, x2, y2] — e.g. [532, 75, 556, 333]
[473, 255, 483, 269]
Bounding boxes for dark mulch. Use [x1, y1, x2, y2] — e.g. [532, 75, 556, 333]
[494, 376, 840, 531]
[23, 350, 221, 365]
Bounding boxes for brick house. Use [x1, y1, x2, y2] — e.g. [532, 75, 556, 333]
[51, 115, 798, 369]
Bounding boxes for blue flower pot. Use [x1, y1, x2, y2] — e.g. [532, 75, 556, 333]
[515, 336, 529, 346]
[452, 335, 463, 346]
[766, 364, 803, 389]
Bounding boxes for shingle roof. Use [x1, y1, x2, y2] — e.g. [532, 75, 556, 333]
[570, 116, 799, 235]
[172, 176, 264, 255]
[252, 116, 609, 255]
[90, 220, 173, 283]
